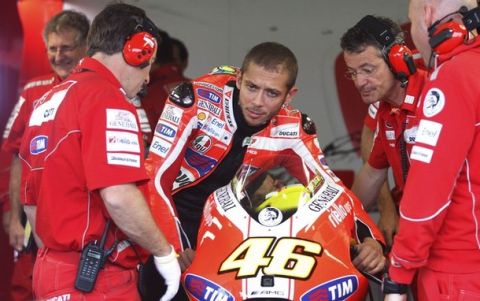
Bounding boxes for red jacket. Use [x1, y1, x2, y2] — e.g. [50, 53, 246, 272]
[368, 70, 426, 203]
[389, 39, 480, 283]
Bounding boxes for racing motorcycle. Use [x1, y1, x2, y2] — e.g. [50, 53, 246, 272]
[181, 153, 383, 301]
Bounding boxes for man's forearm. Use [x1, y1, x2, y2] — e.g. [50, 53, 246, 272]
[101, 184, 172, 257]
[24, 205, 43, 248]
[9, 155, 22, 223]
[352, 164, 387, 209]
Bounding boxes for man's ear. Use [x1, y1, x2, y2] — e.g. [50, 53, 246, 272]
[424, 2, 434, 30]
[284, 86, 298, 106]
[236, 70, 242, 90]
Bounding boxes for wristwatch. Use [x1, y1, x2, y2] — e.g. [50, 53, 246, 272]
[382, 274, 408, 294]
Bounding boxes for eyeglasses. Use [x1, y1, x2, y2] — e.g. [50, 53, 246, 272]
[344, 65, 378, 80]
[47, 45, 79, 55]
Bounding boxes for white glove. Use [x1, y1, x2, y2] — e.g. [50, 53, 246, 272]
[384, 294, 407, 301]
[153, 246, 181, 301]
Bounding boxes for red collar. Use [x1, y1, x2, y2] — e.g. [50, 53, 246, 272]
[386, 69, 427, 115]
[437, 37, 480, 64]
[72, 57, 123, 91]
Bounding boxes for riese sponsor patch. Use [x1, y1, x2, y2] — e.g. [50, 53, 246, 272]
[106, 109, 139, 131]
[106, 131, 140, 153]
[160, 104, 183, 125]
[149, 136, 171, 158]
[107, 153, 140, 168]
[155, 122, 178, 142]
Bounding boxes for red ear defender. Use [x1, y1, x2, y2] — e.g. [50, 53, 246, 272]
[388, 43, 417, 79]
[429, 21, 467, 55]
[123, 31, 157, 68]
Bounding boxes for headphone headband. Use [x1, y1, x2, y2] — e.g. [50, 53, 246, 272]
[356, 15, 399, 48]
[355, 15, 416, 85]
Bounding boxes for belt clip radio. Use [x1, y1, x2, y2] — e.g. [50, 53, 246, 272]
[74, 220, 112, 293]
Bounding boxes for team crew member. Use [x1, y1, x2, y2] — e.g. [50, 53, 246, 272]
[385, 1, 480, 300]
[146, 42, 386, 273]
[1, 10, 89, 301]
[3, 10, 89, 252]
[19, 4, 180, 300]
[340, 16, 427, 248]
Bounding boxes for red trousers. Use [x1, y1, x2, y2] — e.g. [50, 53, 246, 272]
[33, 248, 140, 301]
[11, 252, 35, 301]
[417, 268, 480, 301]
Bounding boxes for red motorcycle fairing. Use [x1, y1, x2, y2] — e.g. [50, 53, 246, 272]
[183, 175, 370, 301]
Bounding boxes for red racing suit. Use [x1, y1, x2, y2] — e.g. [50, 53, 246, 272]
[389, 39, 480, 284]
[145, 66, 385, 252]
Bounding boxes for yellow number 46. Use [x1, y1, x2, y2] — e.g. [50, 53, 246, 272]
[219, 237, 322, 279]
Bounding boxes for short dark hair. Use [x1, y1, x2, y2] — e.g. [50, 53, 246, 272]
[171, 37, 189, 62]
[241, 42, 298, 90]
[340, 16, 403, 54]
[87, 3, 156, 57]
[43, 10, 90, 46]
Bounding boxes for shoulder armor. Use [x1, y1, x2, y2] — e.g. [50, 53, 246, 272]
[209, 65, 238, 75]
[301, 113, 316, 135]
[169, 82, 194, 108]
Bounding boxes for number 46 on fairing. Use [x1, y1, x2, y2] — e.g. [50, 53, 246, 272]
[219, 237, 322, 279]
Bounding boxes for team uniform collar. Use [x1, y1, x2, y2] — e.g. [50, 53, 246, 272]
[388, 69, 426, 116]
[72, 57, 123, 91]
[437, 37, 480, 64]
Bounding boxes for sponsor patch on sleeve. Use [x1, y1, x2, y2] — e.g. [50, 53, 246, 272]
[107, 153, 140, 167]
[106, 130, 141, 153]
[106, 109, 139, 131]
[415, 119, 442, 146]
[160, 104, 183, 125]
[149, 136, 172, 158]
[270, 123, 300, 138]
[423, 88, 445, 117]
[410, 145, 433, 163]
[154, 122, 178, 142]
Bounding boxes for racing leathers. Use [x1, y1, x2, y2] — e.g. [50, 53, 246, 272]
[145, 67, 385, 252]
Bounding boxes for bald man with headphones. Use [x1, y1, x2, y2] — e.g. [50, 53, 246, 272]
[384, 1, 480, 300]
[18, 3, 180, 300]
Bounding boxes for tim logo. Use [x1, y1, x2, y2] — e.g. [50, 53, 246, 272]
[155, 123, 176, 138]
[197, 88, 221, 103]
[301, 275, 358, 301]
[184, 274, 233, 301]
[30, 135, 48, 155]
